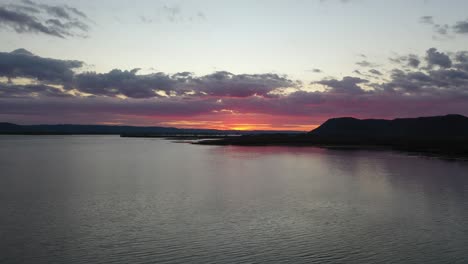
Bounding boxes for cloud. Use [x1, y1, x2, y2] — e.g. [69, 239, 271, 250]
[162, 5, 182, 22]
[308, 68, 322, 73]
[419, 16, 451, 39]
[0, 0, 90, 38]
[407, 55, 421, 68]
[316, 76, 368, 94]
[2, 47, 468, 127]
[74, 69, 174, 98]
[420, 16, 434, 24]
[390, 54, 421, 68]
[453, 51, 468, 71]
[0, 49, 296, 100]
[420, 16, 468, 38]
[0, 83, 71, 98]
[425, 48, 452, 68]
[453, 19, 468, 34]
[356, 60, 378, 67]
[369, 69, 383, 76]
[194, 71, 295, 97]
[433, 23, 449, 36]
[141, 4, 206, 24]
[73, 70, 295, 99]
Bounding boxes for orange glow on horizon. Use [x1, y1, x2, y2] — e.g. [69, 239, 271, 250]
[114, 113, 321, 132]
[160, 120, 317, 131]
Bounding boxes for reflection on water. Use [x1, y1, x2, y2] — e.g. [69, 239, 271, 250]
[0, 136, 467, 264]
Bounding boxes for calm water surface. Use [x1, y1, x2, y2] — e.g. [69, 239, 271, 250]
[0, 136, 467, 264]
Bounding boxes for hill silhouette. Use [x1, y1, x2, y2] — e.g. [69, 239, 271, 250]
[309, 114, 468, 139]
[198, 114, 468, 157]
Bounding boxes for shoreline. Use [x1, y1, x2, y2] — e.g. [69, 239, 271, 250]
[193, 134, 468, 160]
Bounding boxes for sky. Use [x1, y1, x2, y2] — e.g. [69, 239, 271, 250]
[1, 0, 468, 130]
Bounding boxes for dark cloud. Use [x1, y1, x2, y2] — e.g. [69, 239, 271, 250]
[0, 6, 64, 37]
[353, 69, 362, 75]
[74, 69, 174, 98]
[384, 69, 432, 92]
[433, 24, 449, 36]
[369, 69, 382, 76]
[0, 49, 296, 99]
[0, 0, 90, 38]
[0, 49, 83, 83]
[356, 60, 378, 67]
[454, 51, 468, 63]
[407, 55, 421, 68]
[390, 54, 420, 68]
[383, 60, 468, 95]
[72, 69, 296, 99]
[420, 16, 434, 24]
[426, 48, 452, 68]
[316, 76, 368, 94]
[191, 71, 295, 98]
[453, 19, 468, 34]
[453, 51, 468, 71]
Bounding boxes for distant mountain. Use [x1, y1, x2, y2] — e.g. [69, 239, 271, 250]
[0, 123, 301, 135]
[309, 114, 468, 140]
[0, 123, 217, 135]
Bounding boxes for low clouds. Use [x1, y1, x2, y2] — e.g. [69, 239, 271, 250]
[0, 49, 83, 84]
[0, 49, 295, 99]
[0, 49, 83, 83]
[0, 83, 71, 98]
[390, 54, 421, 69]
[316, 76, 368, 94]
[1, 47, 468, 127]
[73, 70, 295, 99]
[407, 55, 421, 68]
[193, 72, 295, 97]
[0, 0, 90, 38]
[74, 69, 174, 99]
[426, 48, 452, 68]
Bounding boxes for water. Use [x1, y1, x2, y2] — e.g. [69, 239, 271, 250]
[0, 136, 467, 264]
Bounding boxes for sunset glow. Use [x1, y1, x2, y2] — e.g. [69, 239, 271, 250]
[1, 1, 468, 130]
